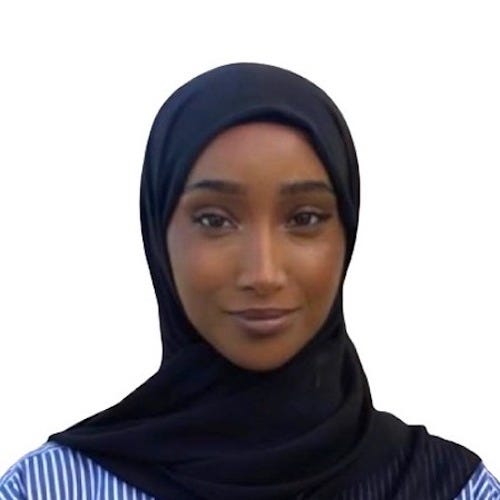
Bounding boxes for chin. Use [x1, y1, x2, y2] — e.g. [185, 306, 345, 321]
[225, 348, 299, 372]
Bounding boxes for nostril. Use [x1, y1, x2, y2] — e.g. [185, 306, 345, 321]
[235, 262, 287, 293]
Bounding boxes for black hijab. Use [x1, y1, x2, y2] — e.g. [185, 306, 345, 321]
[49, 63, 480, 499]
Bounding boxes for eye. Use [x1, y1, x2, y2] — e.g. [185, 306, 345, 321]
[289, 211, 332, 228]
[191, 212, 235, 230]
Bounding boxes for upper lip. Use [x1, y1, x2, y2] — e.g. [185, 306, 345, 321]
[227, 308, 298, 319]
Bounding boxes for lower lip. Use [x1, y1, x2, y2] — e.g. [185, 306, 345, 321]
[229, 311, 297, 336]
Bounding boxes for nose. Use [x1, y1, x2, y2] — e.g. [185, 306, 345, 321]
[235, 225, 287, 295]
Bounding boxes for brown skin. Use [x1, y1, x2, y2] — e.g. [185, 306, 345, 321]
[166, 122, 346, 372]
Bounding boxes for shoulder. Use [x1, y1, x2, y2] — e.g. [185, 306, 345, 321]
[455, 462, 500, 499]
[0, 441, 154, 500]
[0, 441, 90, 499]
[417, 430, 500, 499]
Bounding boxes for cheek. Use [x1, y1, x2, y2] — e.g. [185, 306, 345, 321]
[168, 231, 232, 300]
[291, 237, 345, 306]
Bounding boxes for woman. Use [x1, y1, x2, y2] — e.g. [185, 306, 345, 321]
[1, 63, 498, 499]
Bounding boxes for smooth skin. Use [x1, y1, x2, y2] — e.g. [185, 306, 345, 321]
[166, 122, 346, 371]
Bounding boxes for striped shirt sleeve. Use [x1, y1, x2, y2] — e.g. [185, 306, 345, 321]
[0, 442, 155, 500]
[0, 465, 25, 500]
[455, 463, 500, 499]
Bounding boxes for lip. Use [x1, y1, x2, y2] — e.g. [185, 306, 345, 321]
[227, 308, 298, 336]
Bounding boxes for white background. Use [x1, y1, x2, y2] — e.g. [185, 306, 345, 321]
[1, 1, 498, 476]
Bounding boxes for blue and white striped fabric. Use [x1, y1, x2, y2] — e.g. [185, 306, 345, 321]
[0, 443, 154, 500]
[1, 441, 499, 499]
[455, 463, 500, 500]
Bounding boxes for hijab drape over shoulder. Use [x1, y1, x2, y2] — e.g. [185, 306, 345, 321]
[49, 63, 479, 499]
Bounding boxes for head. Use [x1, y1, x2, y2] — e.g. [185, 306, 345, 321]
[140, 63, 360, 369]
[166, 121, 346, 371]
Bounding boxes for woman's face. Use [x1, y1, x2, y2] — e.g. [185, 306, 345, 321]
[167, 122, 346, 371]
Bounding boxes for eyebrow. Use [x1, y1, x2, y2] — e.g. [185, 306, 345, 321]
[183, 179, 335, 197]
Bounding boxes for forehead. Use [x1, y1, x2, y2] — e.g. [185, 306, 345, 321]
[185, 121, 331, 185]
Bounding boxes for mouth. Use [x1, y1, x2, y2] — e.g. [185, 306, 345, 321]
[227, 308, 299, 336]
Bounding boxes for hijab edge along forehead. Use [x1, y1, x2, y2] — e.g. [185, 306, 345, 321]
[164, 107, 357, 239]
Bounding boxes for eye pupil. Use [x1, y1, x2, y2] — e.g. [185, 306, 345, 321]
[213, 216, 225, 227]
[295, 213, 315, 225]
[206, 215, 225, 227]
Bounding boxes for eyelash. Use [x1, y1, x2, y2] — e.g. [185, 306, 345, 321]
[191, 211, 332, 232]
